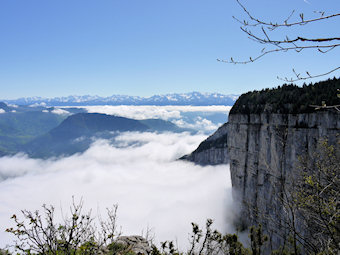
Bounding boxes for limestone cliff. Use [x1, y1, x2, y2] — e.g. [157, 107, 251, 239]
[228, 111, 339, 247]
[226, 78, 340, 248]
[180, 123, 228, 165]
[183, 78, 340, 250]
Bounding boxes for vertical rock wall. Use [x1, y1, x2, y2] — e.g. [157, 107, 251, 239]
[227, 111, 340, 248]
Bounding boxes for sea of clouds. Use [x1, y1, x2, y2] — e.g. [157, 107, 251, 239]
[0, 106, 234, 250]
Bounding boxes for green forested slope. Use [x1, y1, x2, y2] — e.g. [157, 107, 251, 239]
[230, 78, 340, 114]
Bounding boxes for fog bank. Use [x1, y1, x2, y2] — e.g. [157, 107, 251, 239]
[0, 132, 233, 249]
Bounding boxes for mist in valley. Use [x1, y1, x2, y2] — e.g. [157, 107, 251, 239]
[0, 106, 234, 249]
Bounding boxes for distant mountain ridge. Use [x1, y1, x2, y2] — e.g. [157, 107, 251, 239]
[0, 112, 192, 158]
[2, 92, 238, 106]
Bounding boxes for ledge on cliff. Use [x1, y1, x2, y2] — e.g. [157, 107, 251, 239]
[230, 77, 340, 115]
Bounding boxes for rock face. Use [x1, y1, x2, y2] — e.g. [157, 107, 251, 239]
[227, 111, 340, 247]
[115, 236, 151, 255]
[180, 123, 229, 165]
[184, 109, 339, 249]
[182, 79, 340, 251]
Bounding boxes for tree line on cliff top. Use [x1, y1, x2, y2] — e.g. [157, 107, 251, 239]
[230, 78, 340, 115]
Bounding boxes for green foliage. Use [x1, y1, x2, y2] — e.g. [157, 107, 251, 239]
[0, 249, 11, 255]
[271, 242, 298, 255]
[185, 219, 251, 255]
[230, 78, 340, 114]
[151, 241, 181, 255]
[194, 132, 228, 153]
[106, 242, 135, 255]
[149, 221, 270, 255]
[295, 139, 340, 254]
[249, 225, 268, 255]
[6, 199, 120, 255]
[268, 138, 339, 254]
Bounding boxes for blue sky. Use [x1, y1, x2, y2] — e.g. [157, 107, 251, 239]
[0, 0, 339, 99]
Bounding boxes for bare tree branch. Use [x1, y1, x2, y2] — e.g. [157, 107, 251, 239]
[218, 45, 340, 64]
[221, 0, 340, 82]
[277, 66, 340, 82]
[234, 0, 340, 29]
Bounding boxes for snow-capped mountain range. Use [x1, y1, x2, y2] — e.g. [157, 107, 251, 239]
[3, 92, 239, 106]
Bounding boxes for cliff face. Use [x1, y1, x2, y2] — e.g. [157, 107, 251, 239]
[227, 111, 340, 247]
[182, 79, 340, 250]
[181, 123, 228, 165]
[182, 109, 339, 249]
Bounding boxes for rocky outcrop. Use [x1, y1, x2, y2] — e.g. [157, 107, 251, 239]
[227, 111, 340, 248]
[99, 236, 151, 255]
[180, 123, 228, 165]
[115, 236, 151, 255]
[0, 249, 10, 255]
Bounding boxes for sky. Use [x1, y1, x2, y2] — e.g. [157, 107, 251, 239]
[0, 0, 339, 99]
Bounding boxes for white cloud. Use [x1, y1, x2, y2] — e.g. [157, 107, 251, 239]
[71, 105, 231, 121]
[82, 105, 182, 120]
[0, 132, 234, 249]
[0, 109, 5, 114]
[173, 117, 221, 132]
[29, 102, 47, 107]
[51, 108, 70, 115]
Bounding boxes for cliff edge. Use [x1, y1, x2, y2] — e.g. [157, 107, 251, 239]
[228, 111, 339, 246]
[183, 78, 340, 250]
[229, 78, 340, 249]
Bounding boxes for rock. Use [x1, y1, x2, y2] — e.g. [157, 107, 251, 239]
[227, 111, 340, 249]
[185, 110, 339, 251]
[0, 249, 10, 255]
[181, 122, 229, 165]
[115, 235, 151, 255]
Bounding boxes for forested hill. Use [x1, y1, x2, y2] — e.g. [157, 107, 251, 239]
[230, 78, 340, 114]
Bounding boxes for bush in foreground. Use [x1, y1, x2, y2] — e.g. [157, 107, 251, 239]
[4, 198, 270, 255]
